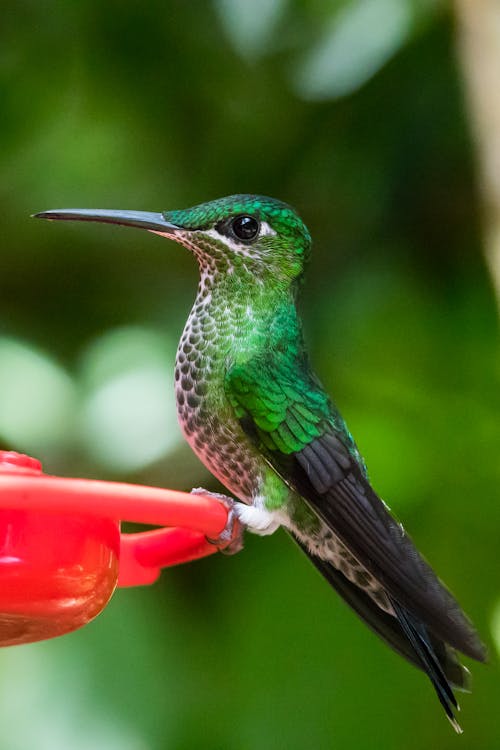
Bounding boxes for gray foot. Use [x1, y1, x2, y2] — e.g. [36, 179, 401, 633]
[191, 488, 244, 555]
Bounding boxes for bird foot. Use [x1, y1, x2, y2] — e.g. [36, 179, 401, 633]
[190, 488, 244, 555]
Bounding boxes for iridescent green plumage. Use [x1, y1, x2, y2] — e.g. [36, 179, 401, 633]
[35, 194, 486, 731]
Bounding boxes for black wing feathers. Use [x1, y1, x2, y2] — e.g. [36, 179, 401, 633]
[279, 430, 486, 662]
[226, 353, 486, 726]
[296, 539, 469, 690]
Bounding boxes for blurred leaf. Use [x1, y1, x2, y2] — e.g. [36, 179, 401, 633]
[214, 0, 288, 60]
[293, 0, 414, 100]
[491, 599, 500, 660]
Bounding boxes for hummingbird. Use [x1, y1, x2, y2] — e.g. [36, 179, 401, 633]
[35, 195, 485, 730]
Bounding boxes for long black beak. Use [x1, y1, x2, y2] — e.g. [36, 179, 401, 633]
[33, 209, 180, 234]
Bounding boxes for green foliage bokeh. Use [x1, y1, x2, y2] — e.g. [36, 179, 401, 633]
[0, 2, 499, 748]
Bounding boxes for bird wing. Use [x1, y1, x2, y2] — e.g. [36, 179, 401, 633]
[225, 353, 485, 662]
[296, 537, 469, 690]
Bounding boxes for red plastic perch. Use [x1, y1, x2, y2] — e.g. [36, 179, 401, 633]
[0, 450, 229, 645]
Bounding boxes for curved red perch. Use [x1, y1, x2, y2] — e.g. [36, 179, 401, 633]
[0, 451, 229, 645]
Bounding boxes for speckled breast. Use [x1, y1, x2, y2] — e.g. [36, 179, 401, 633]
[174, 291, 263, 504]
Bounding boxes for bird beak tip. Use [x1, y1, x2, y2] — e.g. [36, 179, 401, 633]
[31, 209, 180, 233]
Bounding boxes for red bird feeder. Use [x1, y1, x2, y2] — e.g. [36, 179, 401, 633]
[0, 451, 229, 647]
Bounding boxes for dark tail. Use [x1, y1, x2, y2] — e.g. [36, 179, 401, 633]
[390, 598, 462, 732]
[297, 541, 473, 731]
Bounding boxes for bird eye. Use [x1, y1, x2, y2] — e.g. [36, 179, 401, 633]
[231, 215, 260, 241]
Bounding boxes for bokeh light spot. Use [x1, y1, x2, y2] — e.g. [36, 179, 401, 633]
[0, 338, 76, 451]
[79, 327, 181, 472]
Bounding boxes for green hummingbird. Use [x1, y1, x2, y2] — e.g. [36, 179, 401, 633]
[35, 195, 485, 730]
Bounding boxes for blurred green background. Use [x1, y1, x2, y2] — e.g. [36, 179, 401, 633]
[1, 1, 499, 748]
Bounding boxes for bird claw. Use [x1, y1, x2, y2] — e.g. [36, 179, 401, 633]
[190, 488, 244, 555]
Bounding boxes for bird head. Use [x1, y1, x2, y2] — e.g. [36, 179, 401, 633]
[35, 194, 311, 287]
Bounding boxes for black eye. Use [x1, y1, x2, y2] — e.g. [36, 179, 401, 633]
[231, 215, 260, 241]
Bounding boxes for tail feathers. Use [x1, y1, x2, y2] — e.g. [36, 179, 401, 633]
[296, 541, 472, 729]
[297, 540, 470, 690]
[390, 598, 462, 733]
[429, 634, 471, 693]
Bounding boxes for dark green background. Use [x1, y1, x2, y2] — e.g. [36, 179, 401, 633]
[1, 2, 499, 748]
